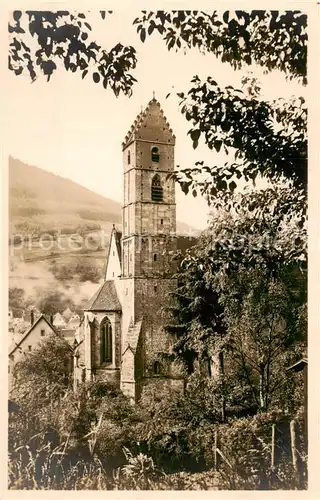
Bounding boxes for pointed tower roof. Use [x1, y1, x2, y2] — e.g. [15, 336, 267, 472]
[122, 97, 175, 150]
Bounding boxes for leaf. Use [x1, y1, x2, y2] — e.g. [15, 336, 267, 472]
[223, 11, 229, 24]
[84, 22, 92, 31]
[93, 72, 100, 83]
[168, 38, 175, 51]
[100, 11, 106, 20]
[140, 28, 146, 43]
[214, 140, 223, 152]
[229, 181, 237, 191]
[13, 10, 22, 22]
[82, 69, 88, 79]
[78, 13, 85, 19]
[190, 129, 201, 143]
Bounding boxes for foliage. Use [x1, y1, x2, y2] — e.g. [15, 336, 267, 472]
[34, 286, 80, 315]
[118, 447, 165, 490]
[9, 287, 27, 317]
[12, 334, 72, 392]
[166, 197, 306, 413]
[172, 79, 306, 195]
[50, 259, 101, 284]
[8, 444, 110, 490]
[10, 335, 73, 453]
[214, 411, 307, 489]
[9, 10, 307, 226]
[9, 10, 307, 86]
[165, 249, 225, 374]
[9, 10, 137, 96]
[134, 10, 307, 82]
[134, 380, 224, 471]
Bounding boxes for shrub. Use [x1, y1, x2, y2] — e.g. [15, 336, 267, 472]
[210, 410, 307, 490]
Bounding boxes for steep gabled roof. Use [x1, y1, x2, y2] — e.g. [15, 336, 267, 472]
[115, 230, 122, 264]
[287, 357, 308, 372]
[122, 97, 175, 150]
[84, 280, 121, 312]
[105, 224, 122, 269]
[9, 314, 56, 355]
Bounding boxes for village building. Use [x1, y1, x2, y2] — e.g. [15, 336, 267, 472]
[8, 313, 75, 392]
[62, 307, 73, 322]
[67, 313, 80, 330]
[9, 314, 55, 390]
[74, 97, 196, 401]
[52, 312, 67, 329]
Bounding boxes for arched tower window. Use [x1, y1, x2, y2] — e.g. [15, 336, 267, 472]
[153, 361, 161, 375]
[151, 174, 163, 202]
[100, 317, 112, 364]
[127, 150, 130, 164]
[151, 146, 160, 162]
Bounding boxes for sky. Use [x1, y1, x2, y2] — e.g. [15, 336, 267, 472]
[6, 10, 306, 230]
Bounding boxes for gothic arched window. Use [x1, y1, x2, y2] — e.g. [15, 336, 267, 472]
[151, 146, 160, 162]
[127, 150, 131, 164]
[100, 317, 112, 364]
[151, 174, 163, 202]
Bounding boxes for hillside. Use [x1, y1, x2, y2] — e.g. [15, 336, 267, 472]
[9, 157, 200, 315]
[9, 156, 197, 235]
[9, 156, 121, 235]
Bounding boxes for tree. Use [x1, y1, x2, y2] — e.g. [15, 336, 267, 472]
[166, 191, 306, 414]
[9, 10, 307, 220]
[10, 335, 73, 452]
[34, 286, 77, 314]
[9, 10, 307, 87]
[8, 10, 137, 95]
[9, 287, 26, 317]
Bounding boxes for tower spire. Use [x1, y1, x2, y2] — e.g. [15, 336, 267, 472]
[152, 90, 155, 99]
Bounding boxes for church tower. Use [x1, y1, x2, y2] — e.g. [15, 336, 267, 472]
[77, 97, 185, 402]
[119, 97, 182, 400]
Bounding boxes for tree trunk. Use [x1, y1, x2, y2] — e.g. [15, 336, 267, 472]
[219, 351, 226, 422]
[259, 372, 266, 410]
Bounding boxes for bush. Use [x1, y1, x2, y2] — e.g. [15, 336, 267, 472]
[134, 377, 223, 472]
[210, 411, 307, 490]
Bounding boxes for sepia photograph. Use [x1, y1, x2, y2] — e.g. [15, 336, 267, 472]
[7, 7, 308, 490]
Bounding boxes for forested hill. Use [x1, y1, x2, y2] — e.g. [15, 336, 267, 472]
[9, 156, 197, 236]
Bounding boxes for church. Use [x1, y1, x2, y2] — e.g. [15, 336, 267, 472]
[74, 96, 195, 402]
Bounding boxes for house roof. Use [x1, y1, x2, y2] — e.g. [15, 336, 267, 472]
[115, 230, 122, 264]
[287, 357, 308, 372]
[84, 280, 121, 312]
[122, 97, 175, 150]
[9, 314, 55, 355]
[105, 224, 122, 273]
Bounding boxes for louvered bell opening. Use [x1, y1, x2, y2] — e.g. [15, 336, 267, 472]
[152, 186, 163, 202]
[152, 152, 160, 162]
[151, 147, 160, 163]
